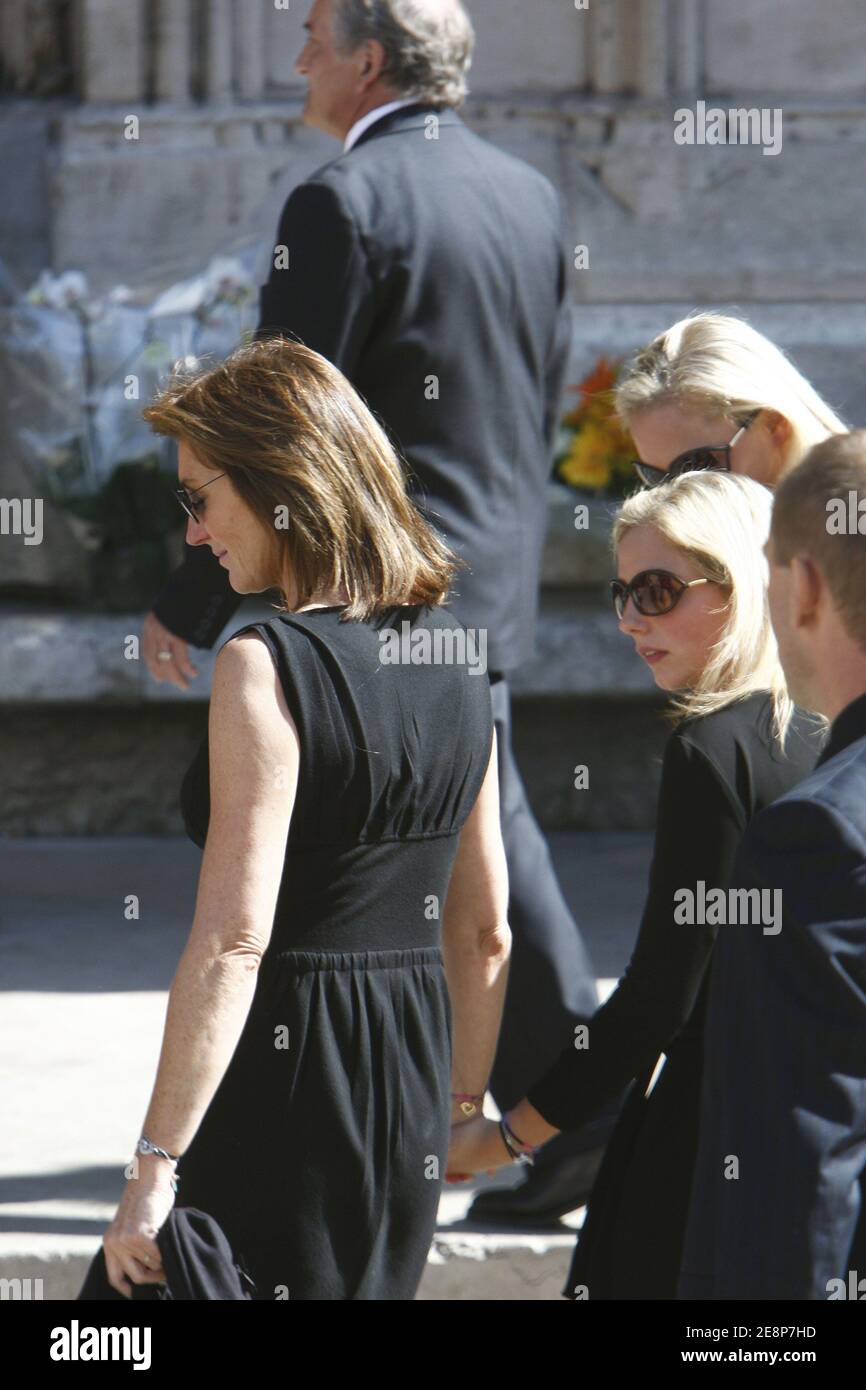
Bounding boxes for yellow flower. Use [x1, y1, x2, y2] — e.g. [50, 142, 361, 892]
[557, 355, 637, 494]
[558, 423, 613, 490]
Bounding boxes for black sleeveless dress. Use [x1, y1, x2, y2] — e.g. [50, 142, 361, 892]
[174, 602, 494, 1300]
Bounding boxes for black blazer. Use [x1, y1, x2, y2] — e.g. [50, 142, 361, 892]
[152, 103, 573, 673]
[678, 691, 866, 1299]
[525, 691, 824, 1299]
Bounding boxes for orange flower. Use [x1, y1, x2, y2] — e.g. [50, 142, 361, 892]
[562, 356, 622, 427]
[556, 354, 637, 496]
[577, 356, 619, 401]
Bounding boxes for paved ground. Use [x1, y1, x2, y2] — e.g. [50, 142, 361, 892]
[0, 830, 652, 1298]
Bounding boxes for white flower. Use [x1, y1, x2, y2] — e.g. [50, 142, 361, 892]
[26, 269, 90, 310]
[149, 255, 256, 320]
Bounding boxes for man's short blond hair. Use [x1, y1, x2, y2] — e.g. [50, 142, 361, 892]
[771, 430, 866, 651]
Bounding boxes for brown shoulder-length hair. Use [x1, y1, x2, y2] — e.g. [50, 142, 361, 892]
[142, 336, 463, 621]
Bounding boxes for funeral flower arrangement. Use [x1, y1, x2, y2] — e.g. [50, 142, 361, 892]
[553, 356, 638, 499]
[2, 255, 258, 609]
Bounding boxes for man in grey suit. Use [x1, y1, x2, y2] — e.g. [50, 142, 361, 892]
[679, 432, 866, 1299]
[143, 0, 613, 1215]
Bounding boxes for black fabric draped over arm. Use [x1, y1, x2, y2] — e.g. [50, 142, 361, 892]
[526, 730, 748, 1133]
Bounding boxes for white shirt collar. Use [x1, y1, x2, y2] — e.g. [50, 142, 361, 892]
[343, 98, 421, 153]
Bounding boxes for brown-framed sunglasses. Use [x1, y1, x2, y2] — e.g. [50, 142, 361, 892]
[632, 410, 760, 488]
[611, 569, 710, 621]
[175, 473, 227, 523]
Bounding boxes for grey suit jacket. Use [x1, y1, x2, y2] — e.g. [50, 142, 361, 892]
[153, 103, 573, 673]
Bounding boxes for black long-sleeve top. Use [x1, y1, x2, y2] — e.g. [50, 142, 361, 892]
[526, 691, 825, 1132]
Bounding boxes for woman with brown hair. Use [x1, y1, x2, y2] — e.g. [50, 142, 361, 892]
[92, 337, 510, 1300]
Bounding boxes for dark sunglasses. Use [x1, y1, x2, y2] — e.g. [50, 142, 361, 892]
[632, 411, 760, 488]
[175, 473, 227, 523]
[611, 569, 710, 621]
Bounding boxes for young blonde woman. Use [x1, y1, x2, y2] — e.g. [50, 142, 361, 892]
[615, 311, 848, 492]
[447, 471, 826, 1299]
[86, 337, 510, 1302]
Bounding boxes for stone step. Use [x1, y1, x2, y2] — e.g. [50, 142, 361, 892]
[0, 589, 655, 705]
[0, 589, 667, 834]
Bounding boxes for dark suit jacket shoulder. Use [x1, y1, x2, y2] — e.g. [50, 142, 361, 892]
[679, 704, 866, 1299]
[154, 105, 572, 671]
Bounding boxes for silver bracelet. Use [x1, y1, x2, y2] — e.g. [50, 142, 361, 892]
[136, 1135, 180, 1164]
[131, 1136, 180, 1192]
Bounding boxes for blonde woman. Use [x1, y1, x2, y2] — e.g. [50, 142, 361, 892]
[447, 471, 825, 1299]
[85, 338, 510, 1301]
[615, 311, 848, 491]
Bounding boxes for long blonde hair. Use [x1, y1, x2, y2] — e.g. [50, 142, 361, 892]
[615, 312, 847, 475]
[612, 471, 793, 742]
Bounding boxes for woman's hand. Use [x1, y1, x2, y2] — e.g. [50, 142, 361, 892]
[142, 611, 199, 690]
[102, 1162, 176, 1298]
[445, 1116, 510, 1182]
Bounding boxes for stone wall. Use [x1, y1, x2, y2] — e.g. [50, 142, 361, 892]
[2, 1, 864, 836]
[2, 0, 865, 307]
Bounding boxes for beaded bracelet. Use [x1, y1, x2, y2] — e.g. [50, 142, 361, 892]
[498, 1115, 536, 1166]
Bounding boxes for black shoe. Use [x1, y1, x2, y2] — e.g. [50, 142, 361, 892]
[466, 1141, 606, 1224]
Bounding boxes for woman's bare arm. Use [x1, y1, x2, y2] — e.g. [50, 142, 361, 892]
[136, 630, 299, 1164]
[441, 729, 512, 1117]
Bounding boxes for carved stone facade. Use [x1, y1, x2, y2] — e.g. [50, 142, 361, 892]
[2, 2, 865, 832]
[2, 1, 865, 422]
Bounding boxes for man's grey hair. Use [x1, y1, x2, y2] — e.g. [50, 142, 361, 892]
[332, 0, 474, 108]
